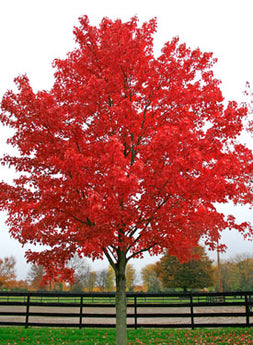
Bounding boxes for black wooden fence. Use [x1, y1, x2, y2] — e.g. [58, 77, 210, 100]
[0, 291, 253, 329]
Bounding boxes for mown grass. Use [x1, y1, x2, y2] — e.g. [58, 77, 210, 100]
[0, 327, 253, 344]
[0, 294, 245, 305]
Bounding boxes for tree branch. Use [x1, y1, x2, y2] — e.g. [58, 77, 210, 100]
[103, 247, 116, 270]
[126, 243, 157, 262]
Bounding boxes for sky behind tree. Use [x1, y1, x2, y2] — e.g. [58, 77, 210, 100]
[0, 0, 253, 279]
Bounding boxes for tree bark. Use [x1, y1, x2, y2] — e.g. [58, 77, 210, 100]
[115, 250, 127, 345]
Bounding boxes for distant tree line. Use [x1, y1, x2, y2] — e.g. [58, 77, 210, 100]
[216, 254, 253, 291]
[1, 248, 253, 292]
[141, 249, 253, 292]
[0, 254, 137, 292]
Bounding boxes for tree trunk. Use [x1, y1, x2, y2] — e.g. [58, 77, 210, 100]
[115, 250, 127, 345]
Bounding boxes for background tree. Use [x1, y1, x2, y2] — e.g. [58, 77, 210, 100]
[86, 271, 97, 292]
[213, 254, 253, 292]
[214, 260, 239, 291]
[96, 269, 110, 291]
[125, 264, 136, 291]
[214, 254, 253, 292]
[68, 255, 92, 292]
[141, 263, 161, 292]
[107, 264, 136, 291]
[0, 256, 16, 289]
[234, 254, 253, 290]
[1, 16, 253, 345]
[12, 279, 29, 291]
[107, 266, 115, 291]
[156, 247, 215, 292]
[27, 264, 45, 290]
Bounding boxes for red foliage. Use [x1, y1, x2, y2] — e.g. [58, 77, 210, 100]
[0, 16, 253, 282]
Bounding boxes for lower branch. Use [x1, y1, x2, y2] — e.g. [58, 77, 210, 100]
[126, 243, 157, 262]
[103, 247, 116, 270]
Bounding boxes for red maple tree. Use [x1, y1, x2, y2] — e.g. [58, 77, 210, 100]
[1, 16, 253, 344]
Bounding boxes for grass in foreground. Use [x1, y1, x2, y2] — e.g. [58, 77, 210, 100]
[0, 327, 253, 344]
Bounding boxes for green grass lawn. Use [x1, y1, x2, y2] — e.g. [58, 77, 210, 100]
[0, 327, 253, 344]
[0, 294, 246, 306]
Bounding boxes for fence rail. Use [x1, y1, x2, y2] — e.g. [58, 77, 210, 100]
[0, 291, 253, 329]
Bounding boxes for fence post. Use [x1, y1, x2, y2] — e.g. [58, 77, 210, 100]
[79, 296, 83, 328]
[190, 293, 194, 330]
[134, 296, 138, 329]
[25, 294, 30, 328]
[245, 294, 250, 327]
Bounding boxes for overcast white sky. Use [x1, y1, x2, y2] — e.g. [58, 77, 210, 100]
[0, 0, 253, 280]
